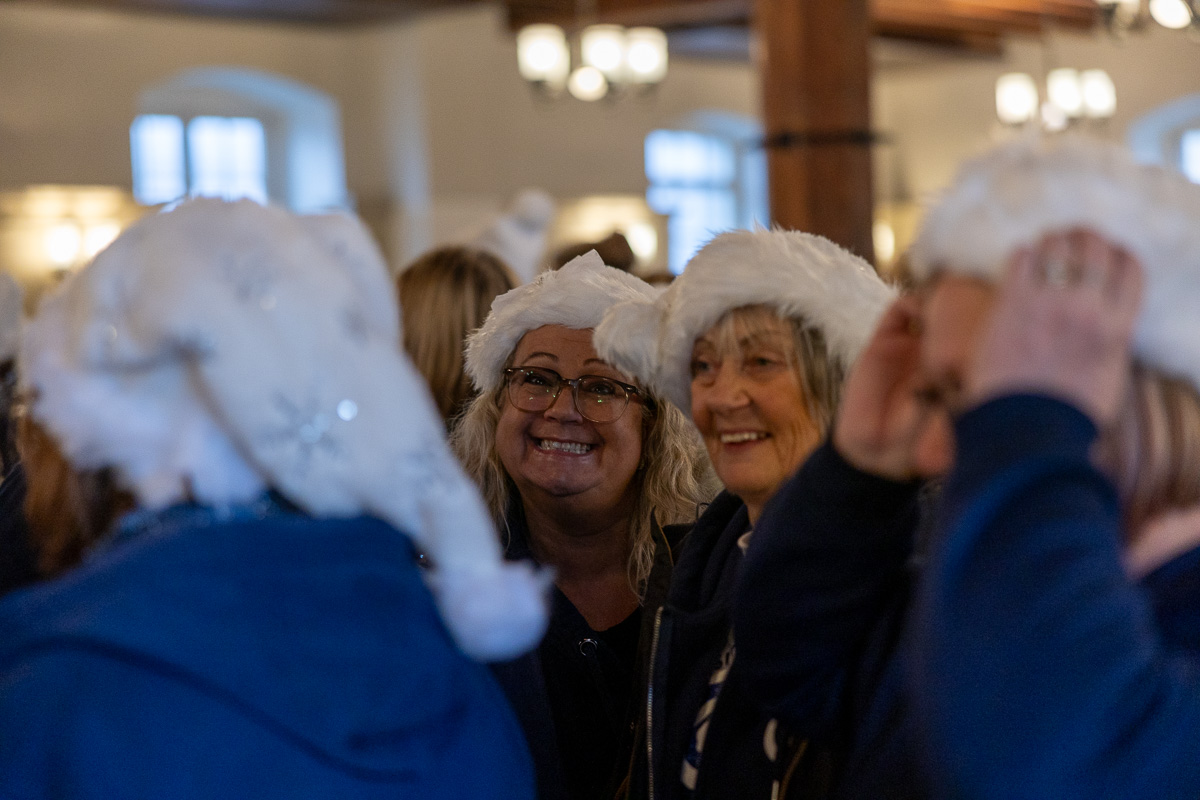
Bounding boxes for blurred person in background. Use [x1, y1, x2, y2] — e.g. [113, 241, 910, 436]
[397, 245, 516, 427]
[0, 199, 547, 800]
[907, 136, 1200, 799]
[453, 251, 713, 800]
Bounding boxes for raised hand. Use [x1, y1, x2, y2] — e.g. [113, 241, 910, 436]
[966, 229, 1144, 427]
[834, 294, 935, 480]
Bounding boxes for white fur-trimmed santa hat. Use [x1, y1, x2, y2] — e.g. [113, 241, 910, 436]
[910, 133, 1200, 394]
[595, 229, 896, 415]
[464, 250, 660, 393]
[22, 198, 547, 662]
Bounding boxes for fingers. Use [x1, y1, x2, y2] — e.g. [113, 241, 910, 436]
[874, 293, 922, 338]
[1110, 247, 1144, 334]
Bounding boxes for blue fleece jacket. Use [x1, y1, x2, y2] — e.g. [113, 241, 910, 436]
[0, 501, 535, 800]
[914, 395, 1200, 799]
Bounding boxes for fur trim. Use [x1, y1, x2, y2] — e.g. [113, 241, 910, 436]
[595, 229, 896, 415]
[465, 250, 660, 393]
[910, 133, 1200, 394]
[21, 198, 547, 662]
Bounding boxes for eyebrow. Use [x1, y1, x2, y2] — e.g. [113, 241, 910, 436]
[521, 352, 559, 362]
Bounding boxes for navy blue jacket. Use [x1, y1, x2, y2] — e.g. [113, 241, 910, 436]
[734, 440, 926, 798]
[0, 501, 535, 800]
[914, 395, 1200, 799]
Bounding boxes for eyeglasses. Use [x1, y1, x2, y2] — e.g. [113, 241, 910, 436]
[502, 366, 645, 424]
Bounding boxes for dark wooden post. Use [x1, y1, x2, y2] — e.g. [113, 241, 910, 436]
[755, 0, 875, 262]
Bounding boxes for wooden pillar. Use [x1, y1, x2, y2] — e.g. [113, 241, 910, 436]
[755, 0, 875, 262]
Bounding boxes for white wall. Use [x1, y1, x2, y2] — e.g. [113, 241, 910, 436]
[0, 0, 1197, 268]
[0, 3, 353, 190]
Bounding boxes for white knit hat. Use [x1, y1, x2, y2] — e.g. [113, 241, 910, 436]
[595, 229, 896, 415]
[464, 249, 660, 392]
[22, 198, 547, 662]
[909, 133, 1200, 394]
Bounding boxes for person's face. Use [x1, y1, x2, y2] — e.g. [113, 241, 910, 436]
[689, 312, 821, 519]
[911, 274, 998, 477]
[495, 325, 645, 517]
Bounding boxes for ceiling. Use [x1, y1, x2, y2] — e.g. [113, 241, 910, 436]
[23, 0, 478, 24]
[26, 0, 1098, 45]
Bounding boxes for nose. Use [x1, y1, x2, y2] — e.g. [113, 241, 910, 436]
[703, 362, 751, 414]
[542, 383, 584, 423]
[912, 410, 955, 479]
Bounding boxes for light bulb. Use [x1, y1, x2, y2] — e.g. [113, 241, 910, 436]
[517, 25, 570, 85]
[873, 221, 896, 264]
[581, 25, 626, 76]
[1081, 70, 1117, 118]
[1047, 68, 1084, 118]
[626, 222, 658, 261]
[568, 67, 609, 102]
[995, 73, 1039, 125]
[44, 223, 81, 267]
[625, 28, 668, 84]
[1149, 0, 1193, 28]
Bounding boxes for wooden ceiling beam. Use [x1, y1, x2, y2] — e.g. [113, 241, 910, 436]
[505, 0, 1098, 44]
[27, 0, 477, 25]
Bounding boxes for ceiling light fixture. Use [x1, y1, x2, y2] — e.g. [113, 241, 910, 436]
[1096, 0, 1198, 35]
[996, 68, 1117, 128]
[516, 22, 668, 101]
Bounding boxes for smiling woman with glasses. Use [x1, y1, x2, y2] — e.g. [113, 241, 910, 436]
[452, 252, 713, 800]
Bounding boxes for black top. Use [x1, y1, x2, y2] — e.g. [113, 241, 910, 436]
[492, 503, 686, 800]
[0, 464, 38, 599]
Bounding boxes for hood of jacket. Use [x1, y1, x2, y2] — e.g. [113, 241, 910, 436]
[0, 506, 495, 778]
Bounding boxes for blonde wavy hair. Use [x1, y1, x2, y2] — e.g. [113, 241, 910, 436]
[451, 350, 714, 597]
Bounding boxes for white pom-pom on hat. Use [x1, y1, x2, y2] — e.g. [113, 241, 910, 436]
[909, 133, 1200, 395]
[595, 229, 896, 416]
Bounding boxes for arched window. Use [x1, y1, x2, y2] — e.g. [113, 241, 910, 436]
[645, 112, 769, 274]
[131, 68, 349, 212]
[1128, 93, 1200, 184]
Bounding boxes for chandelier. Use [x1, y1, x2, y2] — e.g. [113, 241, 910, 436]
[996, 68, 1117, 129]
[516, 22, 669, 101]
[1096, 0, 1199, 33]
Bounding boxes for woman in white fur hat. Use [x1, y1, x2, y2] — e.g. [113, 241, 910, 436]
[452, 251, 712, 800]
[894, 136, 1200, 798]
[594, 228, 894, 800]
[0, 198, 547, 799]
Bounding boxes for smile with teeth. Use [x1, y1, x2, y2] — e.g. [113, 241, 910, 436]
[536, 438, 595, 455]
[719, 432, 769, 444]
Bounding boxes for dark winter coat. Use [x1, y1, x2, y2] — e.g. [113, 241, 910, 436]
[628, 491, 831, 800]
[493, 505, 687, 800]
[734, 439, 927, 799]
[915, 395, 1200, 799]
[0, 499, 535, 800]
